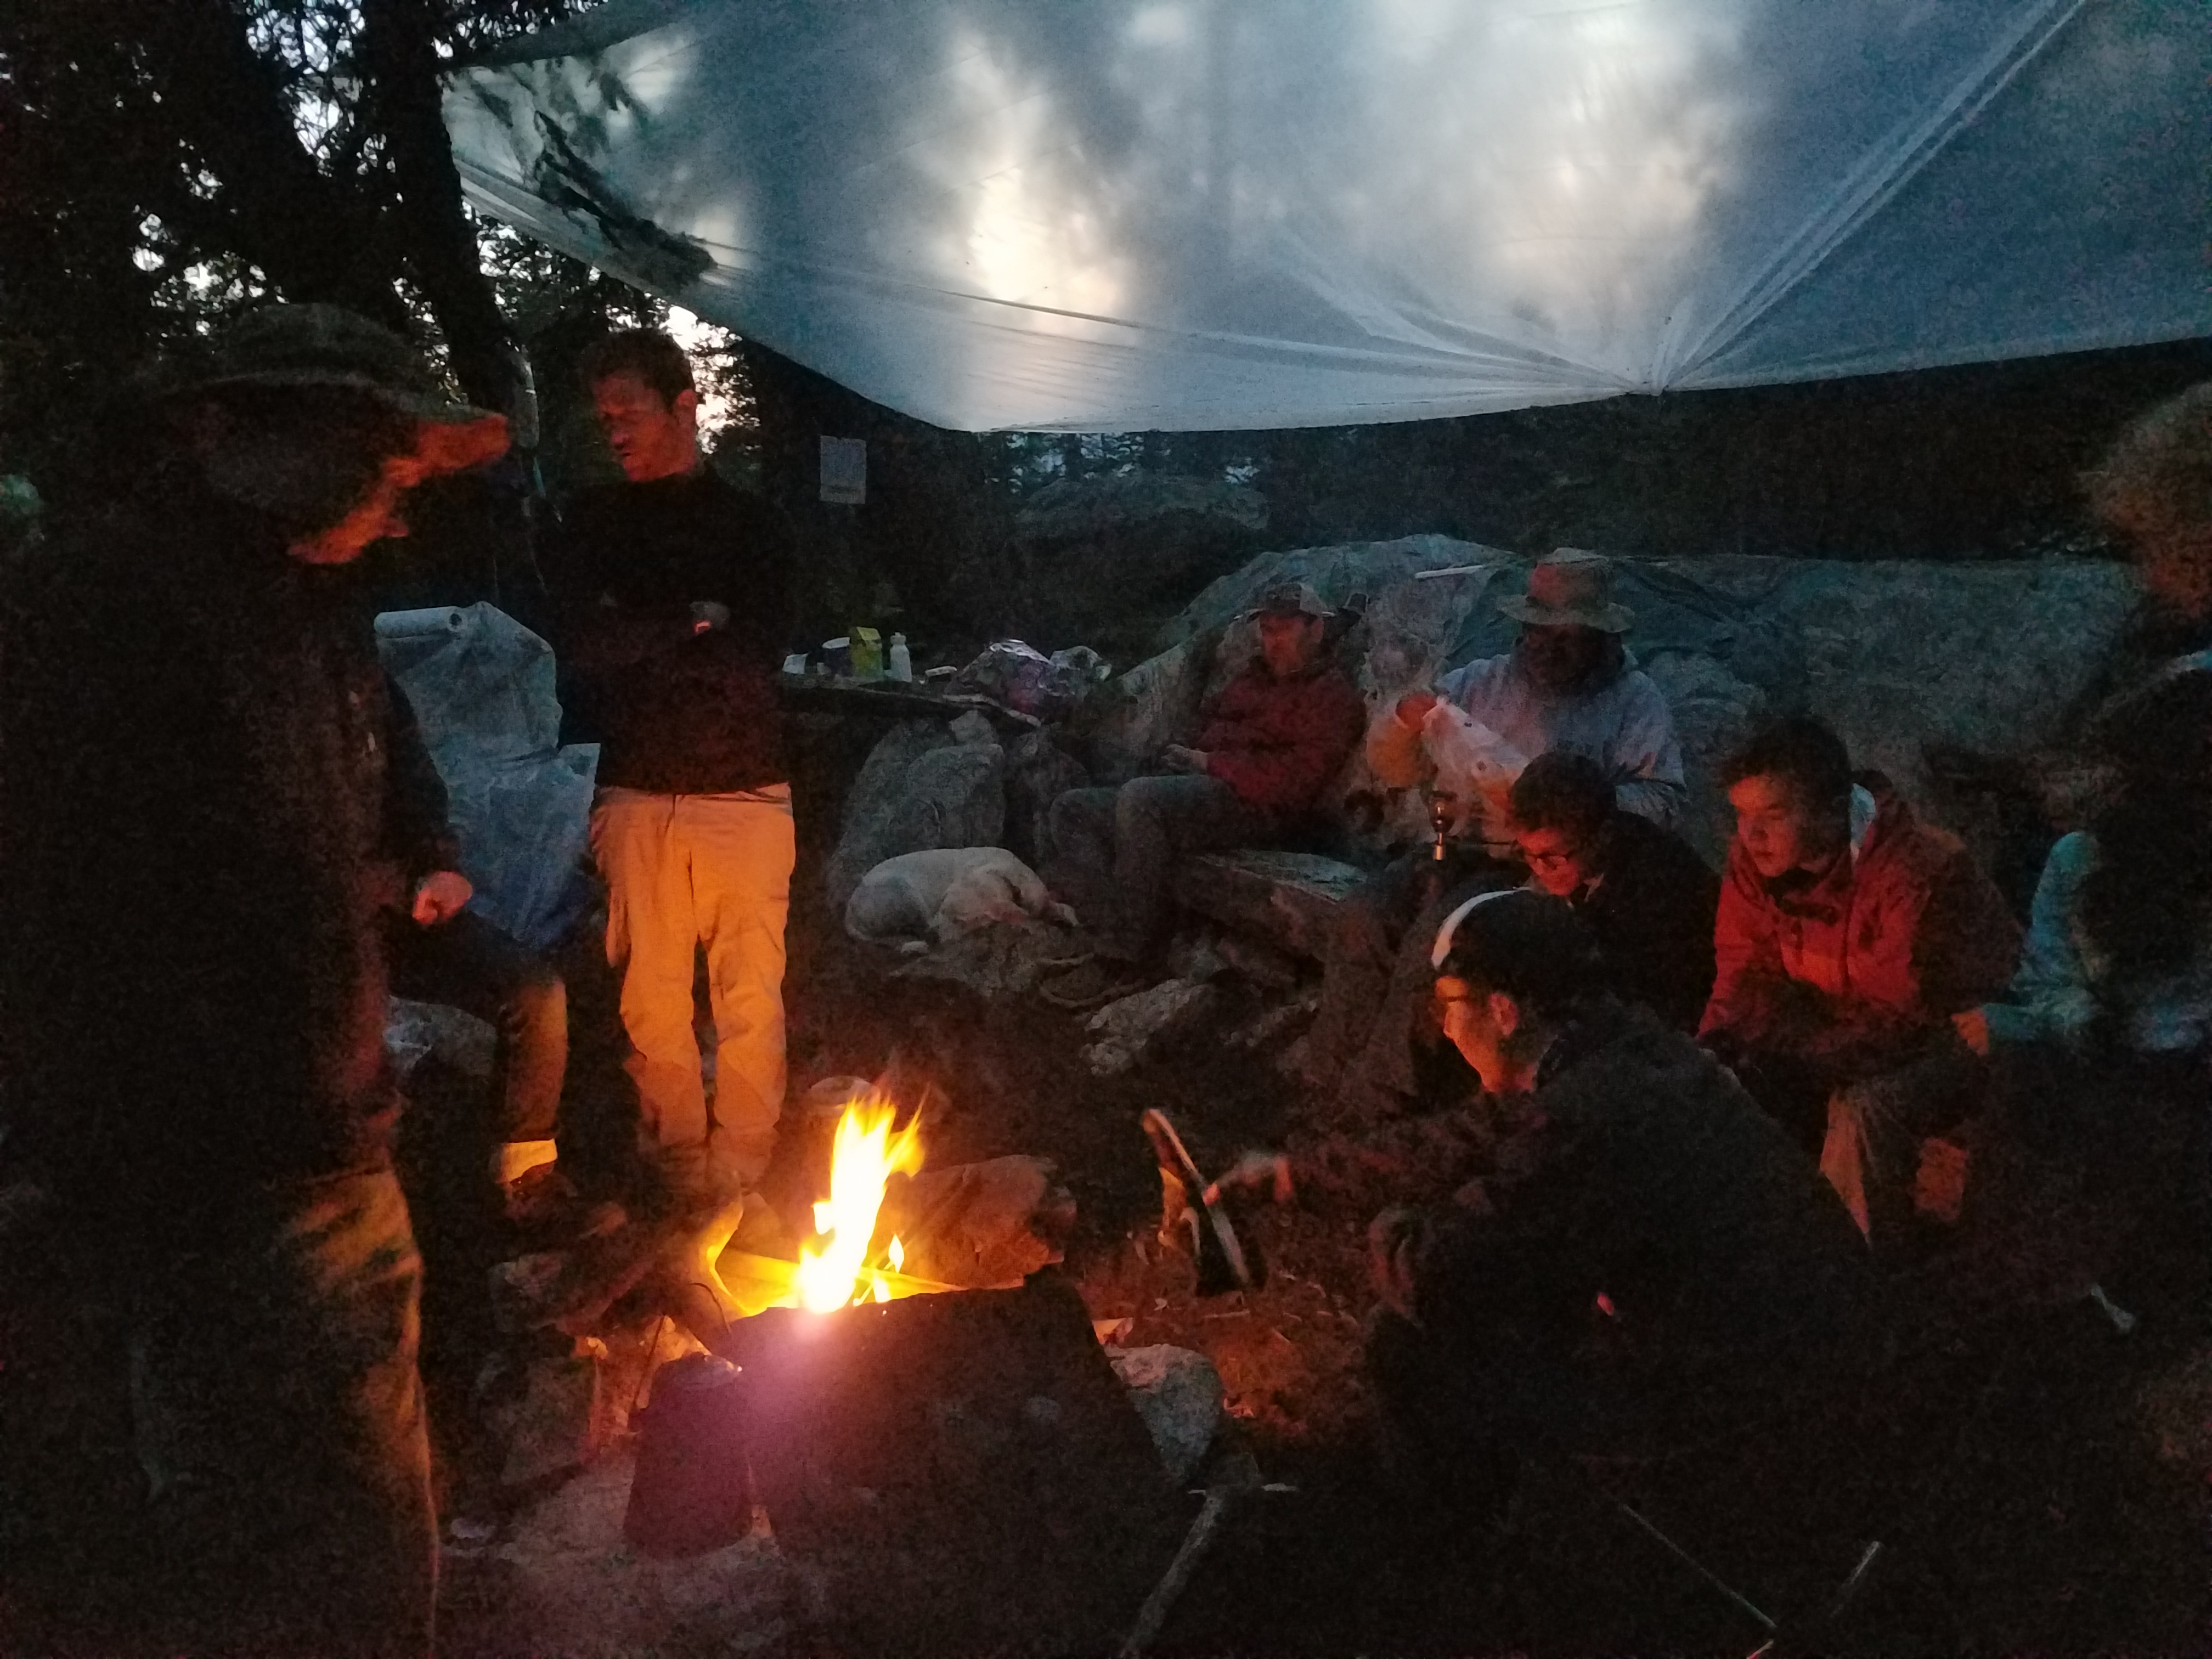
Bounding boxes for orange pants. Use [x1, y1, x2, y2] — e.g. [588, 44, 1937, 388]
[590, 785, 795, 1199]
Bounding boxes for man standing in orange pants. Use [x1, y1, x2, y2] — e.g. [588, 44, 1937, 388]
[544, 330, 798, 1217]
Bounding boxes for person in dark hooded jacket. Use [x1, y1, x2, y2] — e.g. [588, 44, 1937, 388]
[1506, 749, 1718, 1031]
[0, 304, 507, 1658]
[1364, 890, 1875, 1510]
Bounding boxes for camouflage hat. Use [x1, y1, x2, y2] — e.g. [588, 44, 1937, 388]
[182, 304, 485, 419]
[1498, 548, 1634, 634]
[170, 303, 509, 474]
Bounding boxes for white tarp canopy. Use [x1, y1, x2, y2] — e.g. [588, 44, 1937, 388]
[445, 0, 2210, 433]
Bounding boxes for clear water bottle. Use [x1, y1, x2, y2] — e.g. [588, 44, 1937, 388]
[888, 631, 913, 682]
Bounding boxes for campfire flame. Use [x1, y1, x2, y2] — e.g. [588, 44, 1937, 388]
[794, 1096, 924, 1313]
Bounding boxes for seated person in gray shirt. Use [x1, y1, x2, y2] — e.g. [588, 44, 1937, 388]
[1299, 551, 1685, 1118]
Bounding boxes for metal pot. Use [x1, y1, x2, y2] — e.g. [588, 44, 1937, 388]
[623, 1352, 753, 1557]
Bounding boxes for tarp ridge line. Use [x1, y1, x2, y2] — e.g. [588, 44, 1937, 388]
[1658, 0, 2087, 390]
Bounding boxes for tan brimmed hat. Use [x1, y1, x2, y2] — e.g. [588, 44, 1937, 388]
[1497, 548, 1633, 634]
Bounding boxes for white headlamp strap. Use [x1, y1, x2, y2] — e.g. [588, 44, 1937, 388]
[1430, 887, 1518, 971]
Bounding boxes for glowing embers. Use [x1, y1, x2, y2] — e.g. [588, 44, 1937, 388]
[793, 1093, 924, 1313]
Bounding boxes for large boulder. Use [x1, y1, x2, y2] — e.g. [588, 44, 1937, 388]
[1639, 650, 1770, 860]
[825, 714, 1007, 911]
[1077, 535, 1508, 788]
[1076, 634, 1215, 787]
[1156, 532, 1502, 652]
[1764, 558, 2135, 798]
[1001, 727, 1091, 867]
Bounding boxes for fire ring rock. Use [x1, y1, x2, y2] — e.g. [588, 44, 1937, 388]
[1109, 1344, 1226, 1482]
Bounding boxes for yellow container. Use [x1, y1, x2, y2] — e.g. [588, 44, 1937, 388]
[850, 625, 884, 680]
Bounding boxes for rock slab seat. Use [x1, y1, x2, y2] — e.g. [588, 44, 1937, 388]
[1174, 849, 1367, 961]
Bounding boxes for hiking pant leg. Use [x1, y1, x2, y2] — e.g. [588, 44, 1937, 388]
[1044, 786, 1124, 934]
[1110, 774, 1261, 959]
[387, 909, 567, 1147]
[129, 1169, 434, 1659]
[682, 788, 797, 1190]
[590, 787, 712, 1204]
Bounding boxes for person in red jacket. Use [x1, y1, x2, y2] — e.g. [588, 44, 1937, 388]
[1699, 716, 2021, 1248]
[1042, 582, 1364, 1007]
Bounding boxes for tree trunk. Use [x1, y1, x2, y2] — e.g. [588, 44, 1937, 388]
[360, 0, 523, 417]
[150, 0, 405, 326]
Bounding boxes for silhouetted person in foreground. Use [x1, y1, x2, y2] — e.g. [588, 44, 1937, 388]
[1, 304, 508, 1657]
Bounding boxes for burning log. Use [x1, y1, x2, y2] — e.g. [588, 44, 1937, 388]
[879, 1154, 1076, 1289]
[793, 1097, 923, 1311]
[489, 1086, 1068, 1348]
[702, 1088, 1073, 1319]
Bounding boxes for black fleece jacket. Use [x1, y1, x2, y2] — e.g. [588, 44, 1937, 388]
[541, 467, 795, 794]
[1573, 810, 1720, 1032]
[1405, 999, 1874, 1421]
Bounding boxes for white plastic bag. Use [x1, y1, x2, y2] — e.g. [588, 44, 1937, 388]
[375, 603, 595, 951]
[1420, 702, 1527, 845]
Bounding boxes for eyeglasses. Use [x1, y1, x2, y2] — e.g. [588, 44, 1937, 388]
[1517, 836, 1589, 872]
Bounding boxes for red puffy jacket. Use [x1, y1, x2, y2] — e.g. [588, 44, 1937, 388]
[1196, 661, 1366, 819]
[1698, 790, 2019, 1083]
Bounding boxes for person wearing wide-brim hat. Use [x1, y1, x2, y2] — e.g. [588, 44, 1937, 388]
[1295, 548, 1689, 1119]
[1, 302, 510, 1657]
[1494, 546, 1637, 633]
[153, 301, 510, 558]
[1369, 546, 1684, 833]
